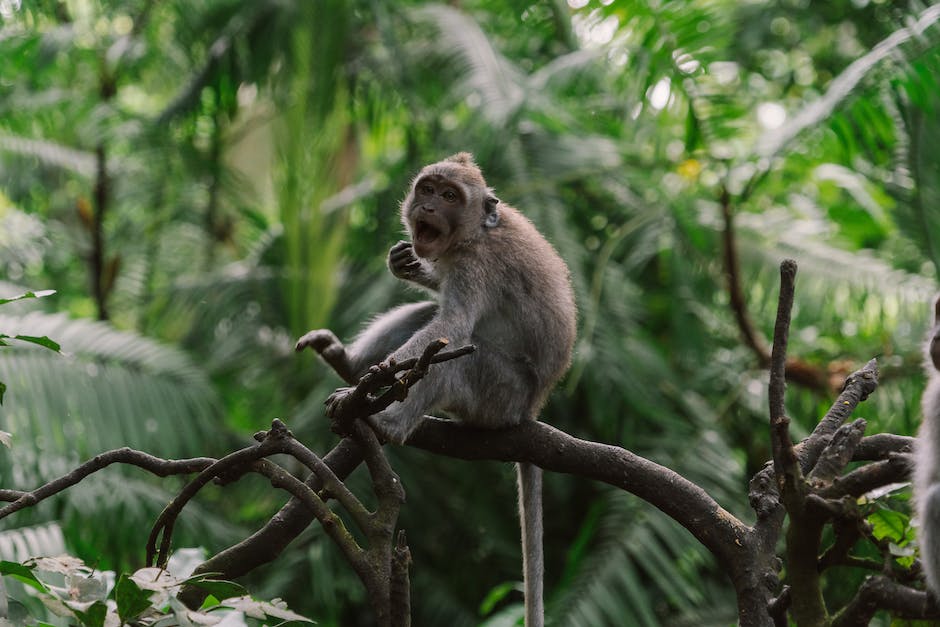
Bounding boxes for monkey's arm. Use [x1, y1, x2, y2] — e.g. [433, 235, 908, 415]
[296, 302, 438, 384]
[388, 241, 440, 292]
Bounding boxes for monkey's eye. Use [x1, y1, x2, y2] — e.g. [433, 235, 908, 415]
[442, 189, 458, 202]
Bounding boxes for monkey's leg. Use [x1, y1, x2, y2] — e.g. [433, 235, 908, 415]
[345, 301, 437, 377]
[367, 347, 470, 444]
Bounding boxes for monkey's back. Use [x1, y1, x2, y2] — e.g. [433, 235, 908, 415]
[444, 203, 576, 422]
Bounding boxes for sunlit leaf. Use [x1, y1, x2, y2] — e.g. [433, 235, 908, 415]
[0, 561, 47, 593]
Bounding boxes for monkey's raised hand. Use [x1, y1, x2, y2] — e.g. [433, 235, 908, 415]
[388, 241, 439, 291]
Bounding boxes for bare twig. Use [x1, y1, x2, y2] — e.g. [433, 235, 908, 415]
[147, 421, 300, 568]
[390, 530, 412, 627]
[769, 260, 801, 490]
[178, 437, 365, 608]
[249, 458, 370, 581]
[0, 449, 215, 520]
[326, 339, 474, 437]
[721, 187, 770, 363]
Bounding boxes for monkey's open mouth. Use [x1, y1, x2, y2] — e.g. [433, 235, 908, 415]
[414, 219, 442, 245]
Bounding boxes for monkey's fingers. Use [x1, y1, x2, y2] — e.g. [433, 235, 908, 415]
[389, 240, 413, 255]
[389, 249, 418, 269]
[394, 263, 423, 279]
[324, 386, 354, 417]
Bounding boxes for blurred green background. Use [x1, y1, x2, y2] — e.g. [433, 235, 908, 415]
[1, 0, 939, 625]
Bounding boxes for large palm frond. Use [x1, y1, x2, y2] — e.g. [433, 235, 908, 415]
[0, 309, 225, 468]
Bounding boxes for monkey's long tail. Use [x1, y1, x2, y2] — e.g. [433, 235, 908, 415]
[517, 462, 544, 627]
[921, 484, 940, 594]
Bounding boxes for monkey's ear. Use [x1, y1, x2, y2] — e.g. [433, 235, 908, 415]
[484, 194, 500, 228]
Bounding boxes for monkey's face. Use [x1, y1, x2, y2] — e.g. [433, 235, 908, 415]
[404, 174, 470, 259]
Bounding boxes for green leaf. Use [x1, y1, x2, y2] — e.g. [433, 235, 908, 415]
[218, 596, 315, 622]
[0, 290, 56, 306]
[0, 381, 5, 405]
[114, 574, 153, 623]
[868, 509, 910, 545]
[0, 561, 48, 593]
[71, 600, 107, 627]
[184, 577, 247, 601]
[12, 335, 61, 352]
[479, 581, 519, 616]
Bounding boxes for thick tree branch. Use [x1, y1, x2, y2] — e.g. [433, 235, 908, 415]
[818, 454, 912, 499]
[768, 260, 828, 626]
[406, 419, 749, 578]
[854, 433, 913, 460]
[832, 575, 940, 626]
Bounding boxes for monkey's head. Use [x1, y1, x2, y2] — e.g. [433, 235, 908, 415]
[402, 152, 500, 260]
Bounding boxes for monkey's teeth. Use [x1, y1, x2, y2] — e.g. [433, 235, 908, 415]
[416, 220, 441, 243]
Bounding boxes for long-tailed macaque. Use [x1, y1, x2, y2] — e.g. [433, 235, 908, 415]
[915, 296, 940, 595]
[296, 153, 576, 627]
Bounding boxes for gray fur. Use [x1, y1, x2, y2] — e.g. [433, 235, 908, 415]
[916, 296, 940, 596]
[300, 154, 576, 626]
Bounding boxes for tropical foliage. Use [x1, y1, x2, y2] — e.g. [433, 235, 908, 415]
[1, 0, 939, 624]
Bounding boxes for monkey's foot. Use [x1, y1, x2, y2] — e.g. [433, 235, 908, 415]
[325, 386, 353, 416]
[366, 411, 413, 446]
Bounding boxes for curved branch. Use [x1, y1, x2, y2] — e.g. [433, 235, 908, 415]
[721, 187, 770, 363]
[405, 418, 749, 574]
[721, 193, 828, 392]
[832, 575, 940, 626]
[0, 448, 215, 520]
[853, 433, 913, 460]
[178, 437, 365, 609]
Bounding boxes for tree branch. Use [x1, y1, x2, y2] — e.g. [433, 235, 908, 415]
[832, 575, 940, 626]
[721, 191, 828, 392]
[405, 418, 749, 577]
[0, 448, 214, 520]
[178, 437, 365, 607]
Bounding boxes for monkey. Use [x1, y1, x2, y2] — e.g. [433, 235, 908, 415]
[296, 152, 576, 627]
[915, 296, 940, 596]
